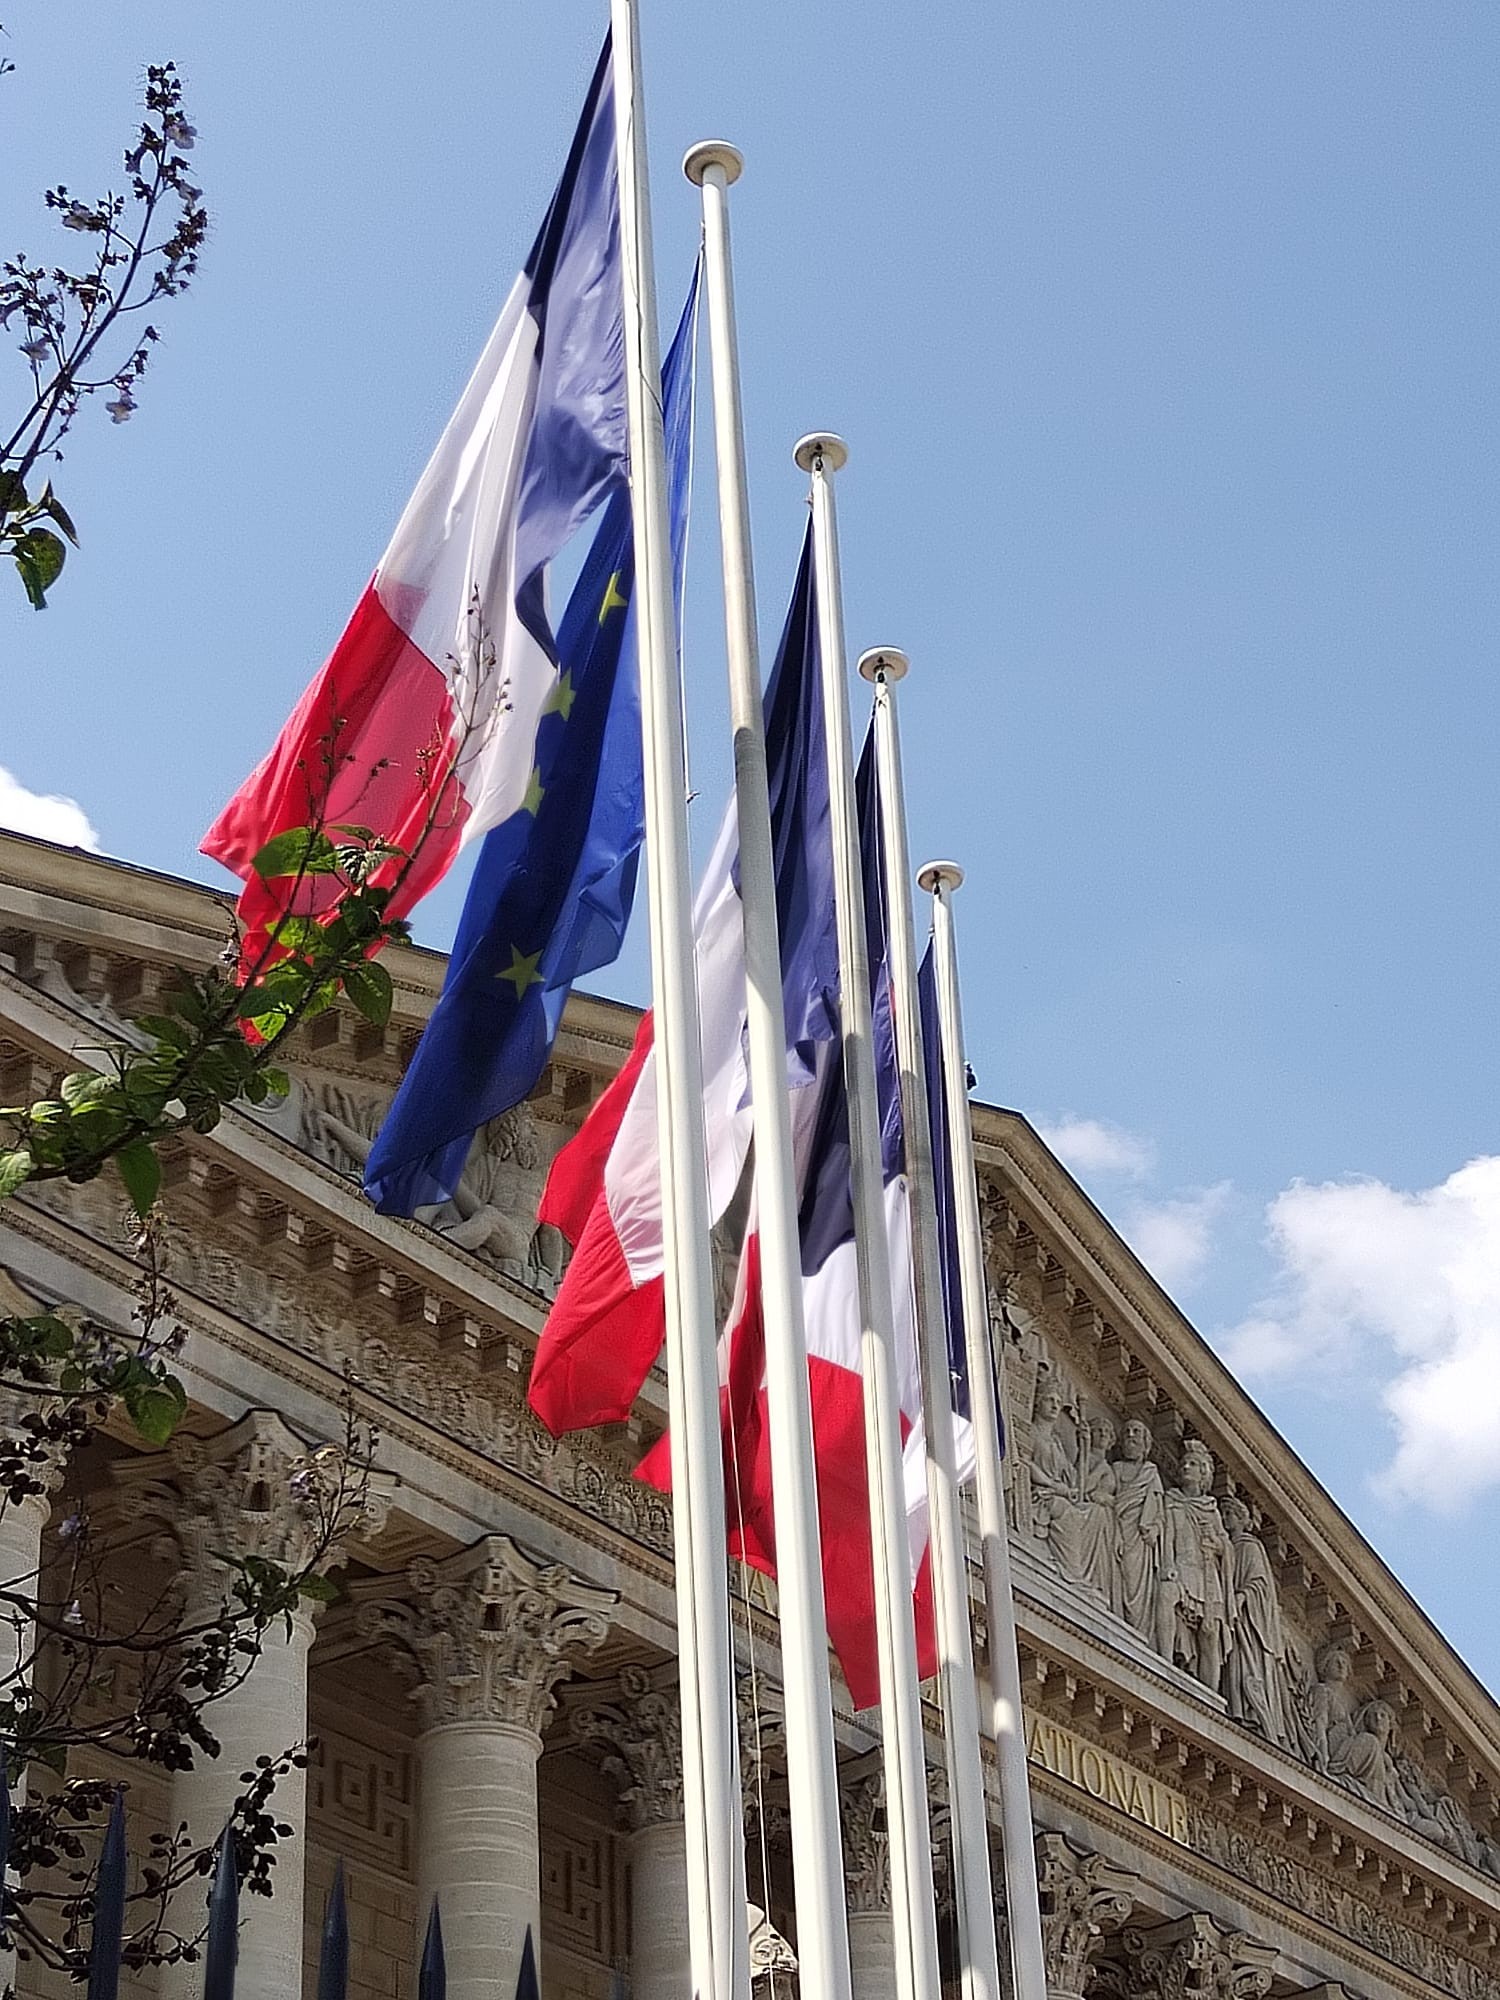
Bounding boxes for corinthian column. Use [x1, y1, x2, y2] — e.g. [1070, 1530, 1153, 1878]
[841, 1768, 897, 2000]
[361, 1536, 615, 2000]
[572, 1662, 690, 1998]
[1034, 1832, 1140, 2000]
[1129, 1913, 1277, 2000]
[116, 1410, 384, 2000]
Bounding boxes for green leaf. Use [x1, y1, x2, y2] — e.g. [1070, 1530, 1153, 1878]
[341, 958, 392, 1028]
[268, 914, 326, 952]
[122, 1374, 187, 1447]
[0, 1149, 33, 1199]
[261, 1067, 291, 1098]
[35, 481, 78, 547]
[0, 471, 27, 518]
[115, 1140, 162, 1218]
[60, 1070, 109, 1110]
[249, 828, 339, 880]
[31, 1315, 76, 1360]
[235, 964, 306, 1019]
[13, 526, 65, 608]
[296, 1573, 340, 1605]
[135, 1012, 194, 1051]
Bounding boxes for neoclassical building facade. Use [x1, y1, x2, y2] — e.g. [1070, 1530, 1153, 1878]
[0, 827, 1496, 2000]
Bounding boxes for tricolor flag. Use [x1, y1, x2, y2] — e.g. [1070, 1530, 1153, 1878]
[532, 522, 945, 1709]
[920, 937, 990, 1442]
[523, 533, 832, 1436]
[203, 39, 626, 953]
[362, 269, 700, 1216]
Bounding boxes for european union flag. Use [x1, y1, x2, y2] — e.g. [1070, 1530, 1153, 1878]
[364, 269, 699, 1216]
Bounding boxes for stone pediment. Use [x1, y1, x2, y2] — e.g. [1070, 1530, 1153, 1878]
[974, 1105, 1500, 1905]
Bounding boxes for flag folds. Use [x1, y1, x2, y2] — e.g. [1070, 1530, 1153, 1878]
[203, 39, 626, 952]
[528, 529, 830, 1434]
[676, 721, 937, 1711]
[531, 522, 955, 1709]
[362, 272, 699, 1215]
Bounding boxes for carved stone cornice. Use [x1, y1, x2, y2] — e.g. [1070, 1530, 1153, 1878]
[1126, 1913, 1277, 2000]
[357, 1534, 615, 1739]
[113, 1407, 390, 1611]
[841, 1766, 890, 1915]
[570, 1661, 684, 1829]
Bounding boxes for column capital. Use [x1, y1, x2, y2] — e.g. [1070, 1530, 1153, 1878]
[1126, 1913, 1277, 2000]
[359, 1534, 616, 1738]
[840, 1765, 890, 1915]
[114, 1409, 390, 1614]
[570, 1661, 684, 1829]
[1035, 1831, 1140, 2000]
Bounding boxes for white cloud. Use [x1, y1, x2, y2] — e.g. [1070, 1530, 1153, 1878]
[1036, 1115, 1155, 1181]
[0, 764, 99, 851]
[1121, 1183, 1232, 1294]
[1221, 1158, 1500, 1513]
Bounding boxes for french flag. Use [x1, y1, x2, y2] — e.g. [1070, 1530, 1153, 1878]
[657, 722, 940, 1712]
[203, 40, 627, 950]
[532, 525, 942, 1710]
[527, 527, 835, 1435]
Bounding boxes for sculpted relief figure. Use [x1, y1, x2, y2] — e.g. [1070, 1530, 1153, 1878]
[1026, 1381, 1090, 1586]
[1078, 1415, 1120, 1609]
[1329, 1698, 1408, 1817]
[1153, 1441, 1233, 1693]
[1296, 1642, 1360, 1774]
[307, 1085, 559, 1284]
[1221, 1497, 1291, 1745]
[1110, 1418, 1164, 1637]
[1394, 1751, 1500, 1879]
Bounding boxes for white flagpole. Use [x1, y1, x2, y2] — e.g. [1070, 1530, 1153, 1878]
[862, 654, 1003, 2000]
[609, 13, 750, 2000]
[796, 437, 943, 2000]
[685, 146, 855, 2000]
[918, 858, 1049, 2000]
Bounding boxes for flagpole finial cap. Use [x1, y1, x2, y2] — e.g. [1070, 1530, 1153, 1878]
[917, 859, 965, 895]
[684, 141, 743, 187]
[794, 433, 848, 474]
[858, 647, 909, 685]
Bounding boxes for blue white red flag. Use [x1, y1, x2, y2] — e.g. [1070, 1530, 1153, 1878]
[703, 720, 937, 1709]
[526, 528, 829, 1434]
[362, 270, 698, 1215]
[920, 940, 974, 1424]
[204, 39, 627, 953]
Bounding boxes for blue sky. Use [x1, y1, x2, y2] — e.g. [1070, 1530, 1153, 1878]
[2, 5, 1496, 1687]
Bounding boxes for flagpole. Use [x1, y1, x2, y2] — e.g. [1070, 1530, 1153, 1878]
[918, 859, 1049, 2000]
[685, 145, 855, 2000]
[862, 653, 1003, 2000]
[609, 13, 750, 2000]
[796, 436, 944, 2000]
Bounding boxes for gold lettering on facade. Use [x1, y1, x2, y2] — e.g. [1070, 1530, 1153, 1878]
[1026, 1715, 1191, 1849]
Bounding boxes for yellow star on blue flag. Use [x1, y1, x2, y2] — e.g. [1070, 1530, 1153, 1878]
[496, 946, 543, 997]
[542, 670, 576, 720]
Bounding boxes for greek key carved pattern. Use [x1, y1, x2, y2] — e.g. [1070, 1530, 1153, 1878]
[305, 1724, 412, 1876]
